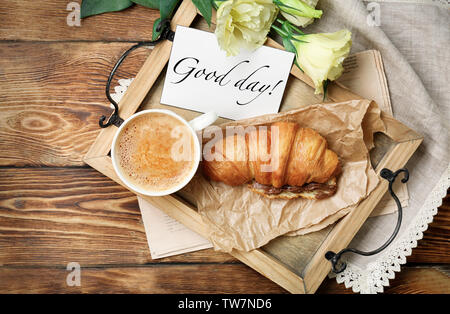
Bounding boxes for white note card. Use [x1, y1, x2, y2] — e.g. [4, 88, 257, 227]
[161, 26, 295, 120]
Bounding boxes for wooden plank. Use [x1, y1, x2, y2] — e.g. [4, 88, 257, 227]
[408, 190, 450, 264]
[0, 41, 150, 166]
[317, 266, 450, 294]
[0, 264, 287, 294]
[0, 264, 447, 294]
[230, 248, 306, 294]
[1, 167, 446, 270]
[0, 167, 236, 266]
[0, 0, 159, 42]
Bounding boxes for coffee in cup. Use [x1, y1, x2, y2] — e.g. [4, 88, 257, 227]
[111, 109, 217, 196]
[115, 111, 196, 192]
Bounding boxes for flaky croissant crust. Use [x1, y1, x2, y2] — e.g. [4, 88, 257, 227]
[202, 122, 340, 189]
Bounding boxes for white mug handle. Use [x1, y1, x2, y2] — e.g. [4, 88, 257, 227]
[189, 111, 218, 131]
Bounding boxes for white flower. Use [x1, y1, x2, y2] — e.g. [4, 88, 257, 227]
[292, 30, 352, 94]
[215, 0, 278, 56]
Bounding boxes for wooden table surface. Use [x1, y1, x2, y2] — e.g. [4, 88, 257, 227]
[0, 1, 448, 294]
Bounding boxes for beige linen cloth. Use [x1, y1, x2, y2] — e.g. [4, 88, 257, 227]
[303, 0, 449, 292]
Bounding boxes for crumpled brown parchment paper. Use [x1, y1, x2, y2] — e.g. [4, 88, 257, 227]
[183, 99, 386, 252]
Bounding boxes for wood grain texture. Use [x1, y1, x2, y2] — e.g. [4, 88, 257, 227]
[0, 264, 287, 294]
[0, 265, 447, 294]
[0, 0, 448, 294]
[317, 266, 450, 294]
[0, 1, 159, 42]
[408, 189, 450, 264]
[0, 167, 447, 269]
[0, 167, 236, 266]
[0, 42, 150, 166]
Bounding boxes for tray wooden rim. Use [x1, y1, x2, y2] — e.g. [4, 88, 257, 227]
[83, 0, 423, 294]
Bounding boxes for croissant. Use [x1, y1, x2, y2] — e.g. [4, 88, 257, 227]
[201, 122, 341, 200]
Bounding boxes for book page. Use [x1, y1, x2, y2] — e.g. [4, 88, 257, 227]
[138, 197, 212, 259]
[338, 50, 392, 115]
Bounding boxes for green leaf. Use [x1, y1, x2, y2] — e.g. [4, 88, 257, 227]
[81, 0, 133, 18]
[159, 0, 180, 21]
[282, 37, 293, 53]
[192, 0, 213, 26]
[130, 0, 159, 9]
[282, 37, 303, 72]
[151, 17, 162, 40]
[149, 0, 178, 40]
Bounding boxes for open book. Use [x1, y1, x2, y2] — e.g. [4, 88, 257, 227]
[138, 49, 408, 259]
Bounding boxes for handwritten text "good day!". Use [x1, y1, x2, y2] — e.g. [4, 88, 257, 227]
[171, 57, 283, 106]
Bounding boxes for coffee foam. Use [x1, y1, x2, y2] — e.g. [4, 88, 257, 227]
[116, 112, 196, 192]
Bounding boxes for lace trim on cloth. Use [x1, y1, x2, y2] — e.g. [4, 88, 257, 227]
[109, 78, 449, 294]
[329, 164, 449, 294]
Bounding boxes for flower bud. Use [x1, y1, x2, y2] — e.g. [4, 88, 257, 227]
[274, 0, 322, 27]
[292, 30, 352, 94]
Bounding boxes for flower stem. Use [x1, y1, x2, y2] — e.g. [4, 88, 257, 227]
[271, 24, 288, 38]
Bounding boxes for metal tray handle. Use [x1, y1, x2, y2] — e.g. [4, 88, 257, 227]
[325, 168, 409, 273]
[99, 19, 174, 129]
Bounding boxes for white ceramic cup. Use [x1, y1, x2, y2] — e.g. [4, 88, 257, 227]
[111, 109, 217, 196]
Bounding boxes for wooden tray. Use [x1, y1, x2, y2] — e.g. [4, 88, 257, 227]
[84, 0, 423, 293]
